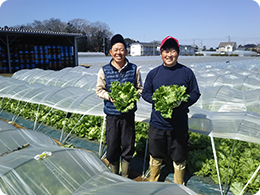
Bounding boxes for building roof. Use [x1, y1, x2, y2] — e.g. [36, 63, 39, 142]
[218, 42, 237, 47]
[180, 45, 195, 48]
[0, 26, 84, 37]
[131, 42, 159, 47]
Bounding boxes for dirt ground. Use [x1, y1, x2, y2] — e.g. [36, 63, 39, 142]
[0, 73, 13, 77]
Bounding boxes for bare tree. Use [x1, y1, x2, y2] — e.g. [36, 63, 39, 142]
[42, 18, 67, 32]
[88, 21, 112, 53]
[30, 20, 46, 30]
[11, 18, 113, 53]
[67, 18, 90, 33]
[13, 18, 66, 32]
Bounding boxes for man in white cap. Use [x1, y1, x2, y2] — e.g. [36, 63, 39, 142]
[96, 34, 142, 178]
[142, 36, 200, 184]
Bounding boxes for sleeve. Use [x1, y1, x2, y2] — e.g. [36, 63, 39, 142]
[186, 71, 201, 107]
[141, 70, 154, 104]
[95, 68, 110, 101]
[176, 70, 200, 110]
[136, 66, 143, 95]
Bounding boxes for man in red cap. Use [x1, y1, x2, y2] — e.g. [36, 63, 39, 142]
[96, 34, 143, 178]
[142, 36, 200, 184]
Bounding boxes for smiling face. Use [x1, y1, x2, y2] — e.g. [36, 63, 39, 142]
[161, 48, 179, 67]
[109, 43, 126, 68]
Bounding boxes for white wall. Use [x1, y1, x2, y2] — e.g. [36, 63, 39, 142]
[130, 44, 142, 56]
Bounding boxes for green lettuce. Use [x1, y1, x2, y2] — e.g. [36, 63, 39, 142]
[152, 85, 190, 118]
[108, 81, 140, 113]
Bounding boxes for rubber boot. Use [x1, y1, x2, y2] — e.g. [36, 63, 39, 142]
[149, 155, 162, 182]
[121, 159, 130, 178]
[109, 160, 119, 174]
[173, 161, 186, 185]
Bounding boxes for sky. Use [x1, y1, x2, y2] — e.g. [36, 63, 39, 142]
[0, 0, 259, 49]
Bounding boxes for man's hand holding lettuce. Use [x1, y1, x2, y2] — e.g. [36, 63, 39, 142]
[109, 81, 140, 113]
[152, 85, 190, 118]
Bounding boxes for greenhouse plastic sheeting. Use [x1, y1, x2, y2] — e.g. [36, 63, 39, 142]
[5, 56, 260, 195]
[0, 56, 259, 194]
[0, 120, 198, 195]
[188, 106, 260, 143]
[0, 77, 103, 117]
[12, 67, 98, 92]
[5, 56, 260, 146]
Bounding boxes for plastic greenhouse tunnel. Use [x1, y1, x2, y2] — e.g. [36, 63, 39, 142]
[0, 56, 260, 194]
[0, 119, 198, 195]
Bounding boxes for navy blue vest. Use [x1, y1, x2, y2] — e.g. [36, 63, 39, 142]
[103, 60, 137, 115]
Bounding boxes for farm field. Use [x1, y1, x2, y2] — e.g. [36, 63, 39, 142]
[0, 55, 260, 195]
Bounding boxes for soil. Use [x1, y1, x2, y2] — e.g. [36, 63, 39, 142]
[0, 73, 13, 77]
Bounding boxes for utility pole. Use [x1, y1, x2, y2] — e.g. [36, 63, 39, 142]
[153, 42, 155, 56]
[103, 36, 105, 54]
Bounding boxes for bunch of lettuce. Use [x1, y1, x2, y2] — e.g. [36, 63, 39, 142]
[152, 85, 190, 118]
[108, 81, 140, 113]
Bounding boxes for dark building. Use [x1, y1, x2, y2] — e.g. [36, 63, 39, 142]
[0, 27, 84, 73]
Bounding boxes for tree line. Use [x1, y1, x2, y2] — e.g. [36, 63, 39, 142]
[13, 18, 137, 55]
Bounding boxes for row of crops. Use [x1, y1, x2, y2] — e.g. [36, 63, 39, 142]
[0, 98, 148, 155]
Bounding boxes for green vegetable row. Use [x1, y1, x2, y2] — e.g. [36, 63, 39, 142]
[188, 132, 260, 195]
[0, 98, 147, 154]
[0, 97, 259, 194]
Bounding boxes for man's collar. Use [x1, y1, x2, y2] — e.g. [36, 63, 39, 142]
[111, 58, 129, 70]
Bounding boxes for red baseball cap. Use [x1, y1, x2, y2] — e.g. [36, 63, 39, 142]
[160, 36, 179, 51]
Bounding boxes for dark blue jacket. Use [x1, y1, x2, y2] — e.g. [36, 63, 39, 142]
[103, 60, 137, 115]
[142, 62, 200, 130]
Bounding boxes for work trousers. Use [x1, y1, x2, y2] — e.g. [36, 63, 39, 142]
[106, 113, 135, 163]
[148, 124, 189, 163]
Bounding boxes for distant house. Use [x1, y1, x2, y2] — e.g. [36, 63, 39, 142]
[217, 42, 237, 53]
[130, 42, 160, 56]
[130, 42, 195, 56]
[179, 45, 195, 55]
